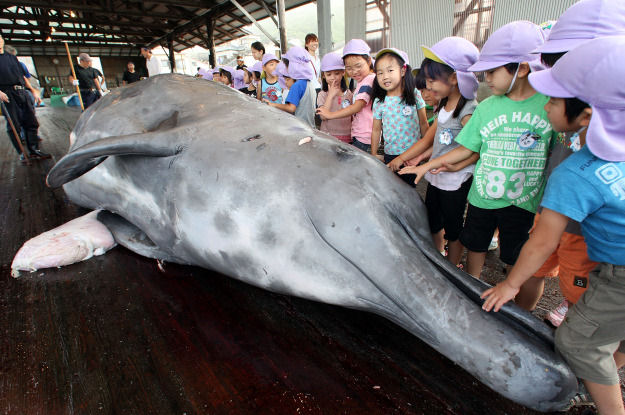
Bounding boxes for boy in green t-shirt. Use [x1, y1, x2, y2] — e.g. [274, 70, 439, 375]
[400, 21, 558, 279]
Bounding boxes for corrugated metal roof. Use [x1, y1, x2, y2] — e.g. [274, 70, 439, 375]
[0, 0, 312, 56]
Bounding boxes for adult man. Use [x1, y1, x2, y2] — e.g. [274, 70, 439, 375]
[69, 53, 102, 108]
[122, 61, 141, 85]
[0, 34, 50, 162]
[140, 46, 161, 77]
[235, 55, 246, 70]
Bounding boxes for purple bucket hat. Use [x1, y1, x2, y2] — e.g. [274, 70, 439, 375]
[200, 68, 213, 81]
[285, 47, 313, 80]
[250, 61, 263, 73]
[528, 36, 625, 161]
[375, 48, 409, 66]
[283, 46, 308, 63]
[320, 52, 344, 72]
[342, 39, 370, 58]
[275, 62, 289, 89]
[262, 53, 279, 66]
[421, 36, 480, 99]
[468, 21, 544, 72]
[233, 69, 246, 89]
[534, 0, 625, 54]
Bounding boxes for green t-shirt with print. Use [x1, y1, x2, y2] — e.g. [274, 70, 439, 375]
[455, 93, 557, 213]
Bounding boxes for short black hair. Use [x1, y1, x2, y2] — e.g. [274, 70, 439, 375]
[564, 97, 590, 123]
[251, 41, 265, 54]
[540, 52, 566, 68]
[219, 69, 232, 84]
[503, 62, 520, 74]
[413, 68, 426, 90]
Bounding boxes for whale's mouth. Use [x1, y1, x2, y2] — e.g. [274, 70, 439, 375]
[390, 212, 556, 349]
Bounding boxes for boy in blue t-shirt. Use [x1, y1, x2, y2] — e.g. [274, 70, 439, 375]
[265, 46, 316, 128]
[481, 37, 625, 415]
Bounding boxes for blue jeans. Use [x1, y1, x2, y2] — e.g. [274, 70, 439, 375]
[351, 138, 371, 153]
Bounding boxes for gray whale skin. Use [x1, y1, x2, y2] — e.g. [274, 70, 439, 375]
[47, 74, 577, 412]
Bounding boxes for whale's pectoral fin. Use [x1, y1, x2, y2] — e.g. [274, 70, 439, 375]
[47, 127, 185, 188]
[96, 210, 180, 263]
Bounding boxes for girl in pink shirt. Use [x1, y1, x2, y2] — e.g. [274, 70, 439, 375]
[316, 53, 353, 143]
[316, 39, 375, 153]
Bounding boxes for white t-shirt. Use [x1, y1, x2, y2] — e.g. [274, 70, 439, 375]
[146, 55, 161, 77]
[310, 54, 321, 90]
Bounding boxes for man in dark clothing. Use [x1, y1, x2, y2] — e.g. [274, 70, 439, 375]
[0, 34, 50, 162]
[122, 61, 141, 85]
[235, 55, 246, 70]
[69, 53, 102, 108]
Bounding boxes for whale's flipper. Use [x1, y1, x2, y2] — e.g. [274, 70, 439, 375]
[47, 117, 185, 188]
[96, 210, 180, 263]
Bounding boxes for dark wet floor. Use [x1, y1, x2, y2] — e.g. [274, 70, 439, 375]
[1, 104, 585, 414]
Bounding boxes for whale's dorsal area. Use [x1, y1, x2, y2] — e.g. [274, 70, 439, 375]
[45, 74, 578, 412]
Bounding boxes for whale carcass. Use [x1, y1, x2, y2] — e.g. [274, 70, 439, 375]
[46, 74, 577, 412]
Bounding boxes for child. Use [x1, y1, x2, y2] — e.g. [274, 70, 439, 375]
[275, 61, 290, 103]
[266, 47, 316, 128]
[515, 0, 625, 317]
[238, 68, 256, 97]
[316, 52, 353, 143]
[211, 68, 221, 84]
[219, 66, 235, 88]
[371, 48, 428, 184]
[482, 35, 625, 415]
[392, 37, 480, 265]
[316, 39, 375, 153]
[257, 54, 282, 103]
[400, 21, 557, 279]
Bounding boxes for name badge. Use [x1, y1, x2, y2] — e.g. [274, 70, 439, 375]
[342, 99, 351, 109]
[569, 132, 581, 152]
[517, 131, 540, 150]
[438, 128, 453, 145]
[402, 106, 413, 116]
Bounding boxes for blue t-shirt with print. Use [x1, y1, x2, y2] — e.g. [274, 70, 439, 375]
[541, 145, 625, 265]
[372, 88, 426, 155]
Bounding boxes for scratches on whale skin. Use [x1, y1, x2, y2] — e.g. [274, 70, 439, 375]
[303, 209, 436, 345]
[241, 134, 262, 142]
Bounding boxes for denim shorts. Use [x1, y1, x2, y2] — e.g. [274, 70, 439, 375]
[351, 138, 371, 153]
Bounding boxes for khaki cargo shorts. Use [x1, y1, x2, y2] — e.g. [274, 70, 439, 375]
[555, 263, 625, 385]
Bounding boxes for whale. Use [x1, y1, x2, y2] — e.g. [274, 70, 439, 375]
[46, 74, 577, 412]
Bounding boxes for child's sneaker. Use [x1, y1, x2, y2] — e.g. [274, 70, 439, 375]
[546, 299, 569, 327]
[563, 382, 595, 411]
[488, 237, 499, 251]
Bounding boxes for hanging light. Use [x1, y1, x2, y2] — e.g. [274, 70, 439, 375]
[50, 26, 56, 33]
[69, 10, 76, 18]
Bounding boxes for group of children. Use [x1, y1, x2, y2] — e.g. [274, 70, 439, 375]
[200, 0, 625, 410]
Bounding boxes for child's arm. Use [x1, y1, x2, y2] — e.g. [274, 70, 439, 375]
[371, 119, 383, 160]
[316, 99, 366, 120]
[429, 152, 479, 174]
[481, 208, 569, 312]
[398, 145, 475, 184]
[417, 107, 429, 138]
[387, 118, 438, 172]
[266, 101, 296, 114]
